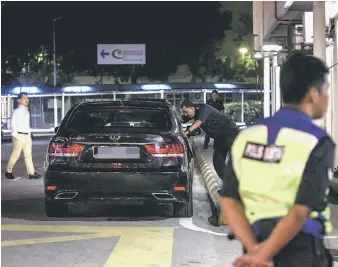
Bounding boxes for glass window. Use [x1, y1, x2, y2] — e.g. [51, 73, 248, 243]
[66, 106, 172, 133]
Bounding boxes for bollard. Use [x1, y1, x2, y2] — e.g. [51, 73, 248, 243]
[193, 143, 227, 226]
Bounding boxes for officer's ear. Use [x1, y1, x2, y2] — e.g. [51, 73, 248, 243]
[307, 86, 320, 103]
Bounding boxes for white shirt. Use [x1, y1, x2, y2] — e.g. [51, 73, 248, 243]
[11, 106, 31, 138]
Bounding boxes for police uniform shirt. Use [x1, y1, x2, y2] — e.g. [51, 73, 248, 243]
[220, 108, 335, 224]
[207, 98, 224, 112]
[195, 104, 238, 139]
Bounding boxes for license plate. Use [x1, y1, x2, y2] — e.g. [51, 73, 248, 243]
[95, 147, 140, 159]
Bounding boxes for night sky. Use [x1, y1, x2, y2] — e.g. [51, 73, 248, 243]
[2, 1, 230, 70]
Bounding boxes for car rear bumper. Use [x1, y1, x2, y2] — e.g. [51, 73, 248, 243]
[44, 170, 191, 204]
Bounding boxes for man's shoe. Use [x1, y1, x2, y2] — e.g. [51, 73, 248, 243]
[29, 172, 41, 179]
[5, 172, 15, 180]
[203, 144, 208, 149]
[208, 215, 220, 226]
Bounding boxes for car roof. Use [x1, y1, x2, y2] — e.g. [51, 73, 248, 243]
[129, 98, 172, 105]
[76, 100, 172, 109]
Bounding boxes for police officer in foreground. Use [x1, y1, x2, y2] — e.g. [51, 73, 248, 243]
[220, 52, 335, 267]
[204, 90, 225, 149]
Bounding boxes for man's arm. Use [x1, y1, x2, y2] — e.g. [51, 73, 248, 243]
[187, 120, 202, 133]
[219, 153, 257, 251]
[256, 137, 335, 261]
[11, 109, 18, 139]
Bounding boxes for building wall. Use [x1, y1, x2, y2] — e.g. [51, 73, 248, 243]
[253, 1, 338, 167]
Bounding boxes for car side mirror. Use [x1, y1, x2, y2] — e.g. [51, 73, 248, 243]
[54, 126, 59, 133]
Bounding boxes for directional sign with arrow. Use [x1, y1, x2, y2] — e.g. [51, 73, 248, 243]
[97, 44, 146, 65]
[100, 49, 110, 59]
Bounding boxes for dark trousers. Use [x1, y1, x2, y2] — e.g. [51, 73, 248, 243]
[212, 136, 229, 181]
[247, 220, 333, 267]
[204, 133, 211, 147]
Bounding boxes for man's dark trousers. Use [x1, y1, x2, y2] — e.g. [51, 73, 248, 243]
[204, 133, 211, 148]
[212, 135, 229, 181]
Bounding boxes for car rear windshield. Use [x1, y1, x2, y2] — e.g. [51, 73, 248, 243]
[65, 106, 172, 133]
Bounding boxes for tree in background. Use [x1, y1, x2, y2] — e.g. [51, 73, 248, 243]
[225, 101, 263, 124]
[3, 46, 74, 86]
[3, 55, 23, 77]
[172, 2, 232, 82]
[216, 2, 262, 83]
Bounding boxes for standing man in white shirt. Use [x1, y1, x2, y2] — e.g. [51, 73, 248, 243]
[5, 92, 41, 180]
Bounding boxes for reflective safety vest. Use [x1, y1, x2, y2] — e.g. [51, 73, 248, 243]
[231, 109, 332, 238]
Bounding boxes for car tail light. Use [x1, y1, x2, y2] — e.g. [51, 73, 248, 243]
[144, 143, 185, 157]
[48, 142, 85, 157]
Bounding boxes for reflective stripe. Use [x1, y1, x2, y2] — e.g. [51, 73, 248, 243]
[232, 119, 332, 235]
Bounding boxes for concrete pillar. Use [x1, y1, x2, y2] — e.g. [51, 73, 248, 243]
[331, 18, 338, 167]
[241, 90, 245, 122]
[271, 55, 278, 114]
[253, 1, 264, 52]
[313, 2, 327, 61]
[263, 56, 271, 117]
[7, 94, 11, 129]
[203, 90, 207, 103]
[313, 1, 326, 127]
[275, 65, 281, 111]
[61, 93, 65, 119]
[53, 94, 58, 128]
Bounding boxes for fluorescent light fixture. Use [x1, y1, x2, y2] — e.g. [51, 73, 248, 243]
[284, 1, 294, 10]
[214, 84, 236, 89]
[12, 86, 40, 94]
[253, 53, 263, 59]
[62, 86, 93, 93]
[263, 44, 283, 52]
[140, 84, 171, 90]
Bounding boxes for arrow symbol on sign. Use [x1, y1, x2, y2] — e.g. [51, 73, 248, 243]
[100, 50, 110, 58]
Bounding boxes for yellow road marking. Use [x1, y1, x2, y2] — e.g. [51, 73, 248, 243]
[2, 233, 113, 247]
[2, 224, 111, 233]
[2, 224, 174, 267]
[2, 224, 172, 235]
[104, 229, 174, 267]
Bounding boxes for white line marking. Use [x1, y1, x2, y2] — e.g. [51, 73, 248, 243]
[10, 176, 22, 181]
[325, 235, 338, 240]
[179, 217, 228, 236]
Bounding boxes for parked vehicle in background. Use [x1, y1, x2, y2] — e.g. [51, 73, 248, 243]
[44, 99, 200, 217]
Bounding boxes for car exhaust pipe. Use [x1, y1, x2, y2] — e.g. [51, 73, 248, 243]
[54, 192, 78, 200]
[152, 193, 176, 200]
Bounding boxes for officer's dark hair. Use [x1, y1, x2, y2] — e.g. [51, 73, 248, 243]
[211, 90, 218, 94]
[181, 99, 194, 109]
[280, 52, 329, 104]
[17, 92, 28, 100]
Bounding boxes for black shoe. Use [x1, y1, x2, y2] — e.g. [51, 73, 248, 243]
[203, 144, 208, 149]
[5, 172, 15, 180]
[208, 215, 220, 226]
[29, 172, 41, 179]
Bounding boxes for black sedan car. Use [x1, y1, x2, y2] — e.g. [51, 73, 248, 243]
[44, 100, 200, 217]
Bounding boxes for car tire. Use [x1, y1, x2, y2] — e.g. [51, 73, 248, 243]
[173, 198, 193, 218]
[173, 188, 193, 218]
[45, 201, 69, 217]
